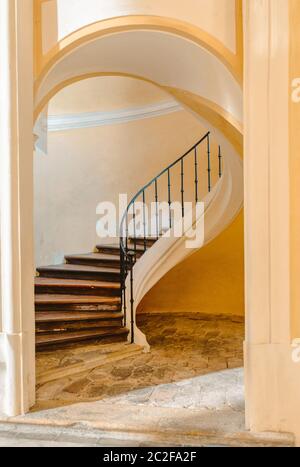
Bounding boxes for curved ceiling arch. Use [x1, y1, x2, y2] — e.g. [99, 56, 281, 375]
[35, 29, 243, 126]
[36, 15, 243, 86]
[35, 71, 242, 157]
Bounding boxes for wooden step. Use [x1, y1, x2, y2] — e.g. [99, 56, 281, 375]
[36, 311, 123, 332]
[35, 311, 123, 323]
[35, 294, 121, 311]
[35, 277, 120, 297]
[130, 237, 157, 247]
[36, 327, 129, 349]
[36, 343, 142, 385]
[37, 264, 121, 282]
[96, 243, 145, 257]
[37, 320, 123, 332]
[65, 253, 120, 269]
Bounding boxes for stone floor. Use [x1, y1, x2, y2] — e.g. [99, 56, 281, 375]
[2, 368, 294, 447]
[0, 314, 295, 446]
[1, 315, 295, 447]
[36, 312, 244, 409]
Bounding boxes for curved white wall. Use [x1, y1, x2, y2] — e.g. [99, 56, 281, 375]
[41, 0, 237, 54]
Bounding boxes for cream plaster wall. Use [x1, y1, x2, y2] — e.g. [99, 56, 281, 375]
[35, 109, 214, 267]
[41, 0, 237, 54]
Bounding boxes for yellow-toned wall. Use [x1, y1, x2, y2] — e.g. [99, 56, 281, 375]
[139, 211, 244, 317]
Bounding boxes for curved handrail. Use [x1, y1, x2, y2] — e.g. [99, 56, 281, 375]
[120, 132, 210, 230]
[119, 131, 222, 342]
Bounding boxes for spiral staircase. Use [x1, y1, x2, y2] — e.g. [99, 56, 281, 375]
[35, 132, 243, 350]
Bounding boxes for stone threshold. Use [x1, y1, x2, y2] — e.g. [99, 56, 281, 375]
[1, 402, 294, 447]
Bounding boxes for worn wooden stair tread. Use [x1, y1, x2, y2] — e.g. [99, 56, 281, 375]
[35, 294, 121, 305]
[129, 237, 157, 246]
[65, 252, 121, 267]
[37, 264, 121, 282]
[37, 264, 120, 273]
[96, 243, 145, 254]
[66, 252, 120, 260]
[35, 277, 120, 290]
[36, 327, 128, 346]
[36, 311, 123, 323]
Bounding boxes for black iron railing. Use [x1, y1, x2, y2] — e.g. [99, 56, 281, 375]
[119, 131, 222, 342]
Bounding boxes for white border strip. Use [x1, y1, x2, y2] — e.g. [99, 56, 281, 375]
[48, 100, 182, 132]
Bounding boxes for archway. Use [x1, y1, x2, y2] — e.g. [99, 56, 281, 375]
[0, 7, 246, 426]
[33, 75, 244, 420]
[33, 20, 243, 415]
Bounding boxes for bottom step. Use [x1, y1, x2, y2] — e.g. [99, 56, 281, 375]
[36, 327, 128, 349]
[36, 343, 143, 384]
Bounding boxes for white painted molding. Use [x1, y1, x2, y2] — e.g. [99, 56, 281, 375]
[48, 100, 182, 132]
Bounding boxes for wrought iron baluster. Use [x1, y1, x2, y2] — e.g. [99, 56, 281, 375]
[218, 145, 222, 178]
[128, 252, 135, 344]
[155, 179, 159, 240]
[133, 202, 137, 254]
[181, 158, 184, 218]
[125, 212, 130, 323]
[142, 190, 147, 251]
[168, 168, 172, 229]
[125, 211, 129, 253]
[120, 246, 126, 327]
[207, 134, 211, 192]
[194, 146, 199, 204]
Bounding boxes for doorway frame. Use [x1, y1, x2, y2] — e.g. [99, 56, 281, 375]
[1, 0, 300, 443]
